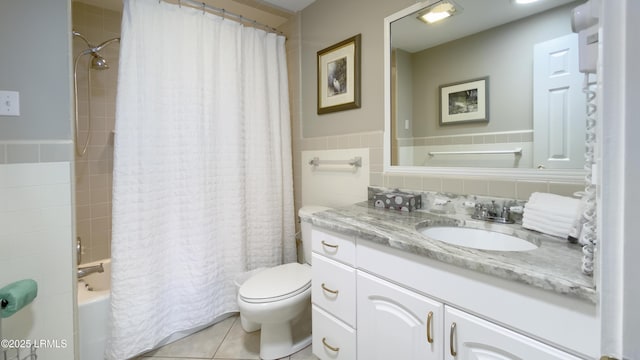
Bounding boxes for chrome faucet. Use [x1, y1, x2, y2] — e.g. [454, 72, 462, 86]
[472, 200, 514, 224]
[77, 263, 104, 279]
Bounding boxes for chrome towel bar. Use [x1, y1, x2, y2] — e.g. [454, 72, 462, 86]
[428, 148, 522, 156]
[309, 156, 362, 168]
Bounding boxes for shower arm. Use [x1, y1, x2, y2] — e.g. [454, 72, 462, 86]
[73, 30, 120, 54]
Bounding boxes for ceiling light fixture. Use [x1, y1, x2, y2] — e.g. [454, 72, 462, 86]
[513, 0, 541, 4]
[417, 1, 459, 24]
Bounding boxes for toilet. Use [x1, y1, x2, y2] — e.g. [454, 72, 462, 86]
[237, 206, 330, 360]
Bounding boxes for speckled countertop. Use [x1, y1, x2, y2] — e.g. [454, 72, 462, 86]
[301, 201, 597, 304]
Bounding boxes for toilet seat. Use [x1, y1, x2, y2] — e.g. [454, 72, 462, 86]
[239, 263, 311, 304]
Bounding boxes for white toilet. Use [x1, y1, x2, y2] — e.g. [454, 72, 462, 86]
[237, 206, 330, 360]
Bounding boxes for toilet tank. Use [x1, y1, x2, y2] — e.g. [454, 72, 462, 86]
[298, 206, 331, 265]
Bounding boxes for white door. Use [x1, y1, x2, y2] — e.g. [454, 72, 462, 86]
[533, 33, 585, 169]
[444, 306, 582, 360]
[357, 271, 443, 360]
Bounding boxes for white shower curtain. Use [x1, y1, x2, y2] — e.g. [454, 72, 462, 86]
[108, 0, 295, 358]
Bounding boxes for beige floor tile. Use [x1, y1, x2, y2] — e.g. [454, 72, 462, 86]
[143, 315, 236, 358]
[213, 317, 261, 359]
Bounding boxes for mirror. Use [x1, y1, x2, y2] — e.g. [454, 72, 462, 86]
[384, 0, 587, 180]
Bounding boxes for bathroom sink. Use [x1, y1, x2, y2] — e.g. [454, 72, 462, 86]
[417, 226, 538, 252]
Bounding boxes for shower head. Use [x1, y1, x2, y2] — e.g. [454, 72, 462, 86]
[90, 53, 110, 70]
[72, 30, 120, 70]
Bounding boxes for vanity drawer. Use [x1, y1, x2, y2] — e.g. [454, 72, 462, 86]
[312, 228, 356, 266]
[312, 253, 356, 327]
[312, 305, 356, 360]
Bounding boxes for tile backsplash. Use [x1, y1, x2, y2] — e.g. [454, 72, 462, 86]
[295, 131, 584, 209]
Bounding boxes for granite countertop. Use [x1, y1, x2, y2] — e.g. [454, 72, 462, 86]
[301, 201, 597, 303]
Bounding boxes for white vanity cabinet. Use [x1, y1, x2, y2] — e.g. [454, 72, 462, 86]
[357, 270, 443, 360]
[310, 226, 598, 360]
[311, 229, 357, 360]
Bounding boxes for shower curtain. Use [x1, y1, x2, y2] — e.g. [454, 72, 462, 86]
[108, 0, 295, 358]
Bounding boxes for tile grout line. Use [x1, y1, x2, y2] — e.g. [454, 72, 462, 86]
[211, 315, 242, 360]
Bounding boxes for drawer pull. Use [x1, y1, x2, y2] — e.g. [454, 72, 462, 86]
[426, 311, 434, 344]
[321, 240, 339, 249]
[450, 322, 457, 357]
[321, 283, 339, 295]
[322, 337, 340, 352]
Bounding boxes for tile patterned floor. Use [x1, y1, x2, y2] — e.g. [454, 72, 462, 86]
[136, 314, 319, 360]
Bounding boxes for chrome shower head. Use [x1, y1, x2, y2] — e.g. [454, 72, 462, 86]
[90, 53, 110, 70]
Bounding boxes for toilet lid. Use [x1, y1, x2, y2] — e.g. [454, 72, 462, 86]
[239, 263, 311, 303]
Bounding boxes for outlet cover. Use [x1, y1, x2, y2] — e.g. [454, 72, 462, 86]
[0, 91, 20, 116]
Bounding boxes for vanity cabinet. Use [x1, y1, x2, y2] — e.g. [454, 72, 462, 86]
[310, 226, 597, 360]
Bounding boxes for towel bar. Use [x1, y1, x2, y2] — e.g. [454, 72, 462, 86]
[428, 148, 522, 156]
[309, 156, 362, 168]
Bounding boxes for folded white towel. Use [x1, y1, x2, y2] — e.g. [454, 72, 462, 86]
[523, 192, 585, 239]
[523, 208, 575, 228]
[524, 205, 581, 223]
[527, 192, 582, 215]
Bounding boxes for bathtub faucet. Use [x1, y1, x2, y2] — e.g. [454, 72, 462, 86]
[77, 263, 104, 279]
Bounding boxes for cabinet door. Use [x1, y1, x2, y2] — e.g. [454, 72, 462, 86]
[445, 306, 582, 360]
[357, 271, 443, 360]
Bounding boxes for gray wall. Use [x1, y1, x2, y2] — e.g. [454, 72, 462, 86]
[0, 0, 72, 141]
[410, 4, 574, 138]
[301, 0, 414, 138]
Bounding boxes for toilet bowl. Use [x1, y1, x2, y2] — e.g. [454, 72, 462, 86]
[236, 206, 330, 360]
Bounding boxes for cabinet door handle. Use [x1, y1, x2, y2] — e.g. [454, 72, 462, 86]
[449, 322, 457, 357]
[321, 240, 339, 249]
[426, 311, 434, 343]
[321, 283, 339, 295]
[322, 337, 340, 352]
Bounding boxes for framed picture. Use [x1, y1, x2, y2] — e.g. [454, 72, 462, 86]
[439, 77, 489, 125]
[317, 34, 361, 114]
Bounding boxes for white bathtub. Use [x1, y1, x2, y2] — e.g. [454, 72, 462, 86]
[78, 258, 111, 360]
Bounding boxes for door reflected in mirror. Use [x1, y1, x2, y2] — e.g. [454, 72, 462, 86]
[387, 0, 586, 170]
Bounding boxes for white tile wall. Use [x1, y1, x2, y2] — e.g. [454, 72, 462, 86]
[0, 162, 75, 360]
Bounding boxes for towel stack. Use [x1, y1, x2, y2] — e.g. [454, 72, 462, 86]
[523, 192, 585, 239]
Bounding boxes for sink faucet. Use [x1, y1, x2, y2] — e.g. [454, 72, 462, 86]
[77, 263, 104, 279]
[472, 201, 514, 224]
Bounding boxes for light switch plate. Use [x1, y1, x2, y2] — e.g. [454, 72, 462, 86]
[0, 91, 20, 116]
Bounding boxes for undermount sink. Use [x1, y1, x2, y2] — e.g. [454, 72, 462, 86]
[418, 226, 538, 252]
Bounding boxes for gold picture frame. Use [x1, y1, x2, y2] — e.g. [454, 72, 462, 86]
[317, 34, 361, 114]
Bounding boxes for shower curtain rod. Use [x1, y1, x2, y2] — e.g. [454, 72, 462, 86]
[160, 0, 285, 36]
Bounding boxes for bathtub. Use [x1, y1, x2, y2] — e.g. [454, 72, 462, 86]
[77, 258, 111, 360]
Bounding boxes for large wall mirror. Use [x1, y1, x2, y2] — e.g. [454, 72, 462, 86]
[384, 0, 587, 181]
